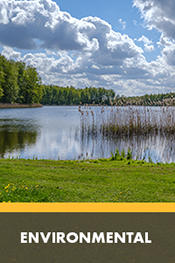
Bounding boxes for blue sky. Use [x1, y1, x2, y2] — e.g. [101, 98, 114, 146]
[0, 0, 175, 96]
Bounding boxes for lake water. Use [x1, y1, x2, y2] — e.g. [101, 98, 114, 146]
[0, 105, 175, 163]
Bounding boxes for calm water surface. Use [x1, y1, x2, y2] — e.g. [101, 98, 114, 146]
[0, 106, 175, 163]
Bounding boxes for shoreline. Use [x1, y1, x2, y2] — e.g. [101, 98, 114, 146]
[1, 103, 174, 108]
[0, 103, 43, 109]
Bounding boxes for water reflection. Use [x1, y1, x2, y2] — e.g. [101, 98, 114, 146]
[0, 106, 175, 163]
[0, 119, 39, 158]
[0, 106, 80, 160]
[78, 133, 175, 163]
[79, 106, 175, 163]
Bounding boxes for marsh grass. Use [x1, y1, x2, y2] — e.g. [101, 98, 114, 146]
[79, 106, 175, 138]
[78, 105, 175, 163]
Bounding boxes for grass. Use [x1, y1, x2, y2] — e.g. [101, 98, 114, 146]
[0, 157, 175, 202]
[80, 106, 175, 138]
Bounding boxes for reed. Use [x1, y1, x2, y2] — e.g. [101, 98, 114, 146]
[79, 106, 175, 139]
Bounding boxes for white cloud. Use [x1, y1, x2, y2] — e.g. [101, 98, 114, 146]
[133, 0, 175, 39]
[133, 20, 137, 26]
[118, 18, 126, 30]
[144, 44, 154, 52]
[0, 0, 175, 95]
[133, 0, 175, 89]
[0, 1, 9, 24]
[0, 0, 96, 51]
[138, 35, 154, 52]
[138, 35, 152, 45]
[2, 46, 21, 60]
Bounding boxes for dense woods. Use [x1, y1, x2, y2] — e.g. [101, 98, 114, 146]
[41, 85, 115, 105]
[0, 54, 175, 106]
[0, 54, 115, 105]
[114, 93, 175, 106]
[0, 54, 42, 104]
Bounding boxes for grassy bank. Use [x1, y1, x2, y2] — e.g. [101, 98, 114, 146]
[0, 158, 175, 202]
[0, 103, 42, 109]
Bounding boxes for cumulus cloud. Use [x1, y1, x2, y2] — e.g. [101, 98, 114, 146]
[2, 46, 21, 60]
[138, 35, 154, 52]
[0, 0, 97, 51]
[0, 1, 144, 72]
[157, 35, 175, 66]
[0, 0, 175, 95]
[133, 0, 175, 83]
[133, 0, 175, 39]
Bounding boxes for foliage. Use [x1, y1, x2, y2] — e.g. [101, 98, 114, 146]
[41, 84, 115, 106]
[1, 53, 175, 106]
[0, 54, 42, 104]
[111, 147, 120, 160]
[126, 148, 132, 160]
[115, 92, 175, 106]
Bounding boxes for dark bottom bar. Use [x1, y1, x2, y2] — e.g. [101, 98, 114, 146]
[0, 213, 175, 263]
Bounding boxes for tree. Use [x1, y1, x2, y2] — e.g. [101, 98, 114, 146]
[0, 55, 5, 99]
[24, 65, 42, 104]
[1, 59, 19, 103]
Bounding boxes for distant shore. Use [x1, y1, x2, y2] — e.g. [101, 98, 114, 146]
[0, 103, 43, 109]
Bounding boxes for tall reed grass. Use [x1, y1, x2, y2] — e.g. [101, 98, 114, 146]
[79, 105, 175, 138]
[78, 105, 175, 162]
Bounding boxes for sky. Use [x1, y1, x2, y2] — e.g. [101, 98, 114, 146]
[0, 0, 175, 96]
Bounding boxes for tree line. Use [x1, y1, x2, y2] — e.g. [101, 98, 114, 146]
[0, 54, 115, 105]
[0, 54, 42, 104]
[41, 85, 115, 105]
[115, 93, 175, 106]
[0, 54, 175, 106]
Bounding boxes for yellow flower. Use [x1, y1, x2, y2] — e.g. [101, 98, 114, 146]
[25, 187, 28, 190]
[35, 185, 39, 188]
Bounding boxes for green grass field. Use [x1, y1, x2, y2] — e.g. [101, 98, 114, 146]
[0, 157, 175, 202]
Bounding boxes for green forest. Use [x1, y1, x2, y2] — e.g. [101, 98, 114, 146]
[115, 93, 175, 106]
[0, 54, 42, 104]
[42, 85, 115, 105]
[0, 54, 175, 106]
[0, 54, 115, 105]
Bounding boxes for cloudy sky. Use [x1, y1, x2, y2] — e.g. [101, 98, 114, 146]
[0, 0, 175, 96]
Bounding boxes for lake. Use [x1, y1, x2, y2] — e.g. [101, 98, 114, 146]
[0, 105, 175, 163]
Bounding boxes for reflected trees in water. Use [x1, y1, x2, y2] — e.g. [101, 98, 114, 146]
[0, 119, 39, 157]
